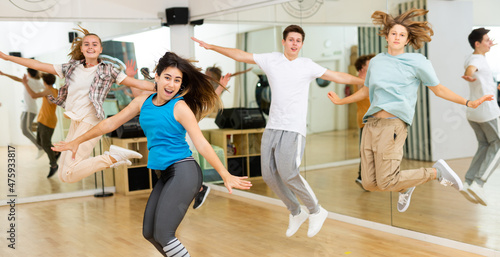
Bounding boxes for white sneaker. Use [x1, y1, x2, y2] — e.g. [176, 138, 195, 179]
[468, 181, 488, 206]
[433, 159, 463, 191]
[285, 207, 308, 237]
[459, 183, 478, 204]
[307, 206, 328, 237]
[36, 149, 45, 159]
[397, 187, 416, 212]
[108, 145, 142, 165]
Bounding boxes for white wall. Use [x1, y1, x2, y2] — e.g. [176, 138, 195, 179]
[428, 0, 476, 161]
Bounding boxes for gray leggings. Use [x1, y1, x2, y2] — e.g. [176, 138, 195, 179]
[21, 112, 42, 150]
[143, 159, 202, 256]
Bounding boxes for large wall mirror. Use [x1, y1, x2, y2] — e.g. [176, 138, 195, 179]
[194, 0, 500, 253]
[1, 0, 499, 254]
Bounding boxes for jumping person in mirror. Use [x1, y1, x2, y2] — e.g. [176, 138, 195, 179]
[327, 8, 493, 212]
[193, 24, 364, 237]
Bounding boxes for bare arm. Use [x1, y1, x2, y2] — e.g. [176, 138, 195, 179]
[0, 51, 57, 75]
[52, 94, 148, 158]
[191, 37, 256, 64]
[462, 65, 477, 82]
[328, 85, 369, 105]
[428, 84, 493, 108]
[215, 73, 231, 96]
[119, 60, 155, 91]
[175, 101, 252, 193]
[0, 70, 22, 82]
[320, 69, 365, 85]
[22, 75, 51, 98]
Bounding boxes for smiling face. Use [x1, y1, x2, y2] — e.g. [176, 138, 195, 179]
[155, 66, 183, 104]
[80, 35, 102, 60]
[386, 24, 409, 55]
[282, 32, 303, 60]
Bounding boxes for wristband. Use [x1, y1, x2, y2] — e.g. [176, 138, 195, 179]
[465, 100, 470, 107]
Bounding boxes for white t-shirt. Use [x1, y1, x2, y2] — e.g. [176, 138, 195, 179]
[253, 52, 327, 136]
[54, 63, 126, 125]
[23, 77, 43, 113]
[464, 54, 500, 123]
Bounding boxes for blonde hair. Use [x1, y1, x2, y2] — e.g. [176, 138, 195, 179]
[68, 25, 102, 60]
[371, 8, 433, 50]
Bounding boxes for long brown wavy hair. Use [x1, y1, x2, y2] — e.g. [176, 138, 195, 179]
[155, 52, 222, 121]
[68, 25, 102, 60]
[371, 8, 433, 50]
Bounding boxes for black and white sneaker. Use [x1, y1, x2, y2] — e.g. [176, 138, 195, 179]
[193, 185, 211, 209]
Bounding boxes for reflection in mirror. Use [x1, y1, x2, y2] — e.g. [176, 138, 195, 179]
[0, 21, 160, 202]
[196, 0, 500, 254]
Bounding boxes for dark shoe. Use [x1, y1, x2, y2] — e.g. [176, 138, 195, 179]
[193, 185, 211, 209]
[47, 165, 58, 178]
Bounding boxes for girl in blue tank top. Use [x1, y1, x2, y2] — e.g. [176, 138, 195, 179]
[52, 52, 252, 256]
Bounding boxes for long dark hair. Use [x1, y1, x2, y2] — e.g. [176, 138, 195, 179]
[155, 52, 222, 121]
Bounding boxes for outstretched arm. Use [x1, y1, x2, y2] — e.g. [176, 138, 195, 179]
[428, 84, 493, 108]
[0, 70, 22, 82]
[52, 94, 147, 159]
[192, 37, 256, 64]
[320, 69, 364, 85]
[328, 85, 369, 105]
[0, 51, 56, 75]
[175, 101, 252, 193]
[22, 75, 51, 98]
[462, 65, 477, 82]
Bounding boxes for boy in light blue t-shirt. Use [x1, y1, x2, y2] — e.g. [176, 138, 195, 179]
[328, 9, 493, 213]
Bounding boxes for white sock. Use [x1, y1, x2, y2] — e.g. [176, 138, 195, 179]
[163, 238, 190, 257]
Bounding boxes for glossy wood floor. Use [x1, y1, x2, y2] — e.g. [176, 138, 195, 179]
[0, 189, 483, 257]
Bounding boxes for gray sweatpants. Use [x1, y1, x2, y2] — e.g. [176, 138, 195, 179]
[466, 117, 500, 186]
[261, 129, 319, 215]
[21, 111, 42, 150]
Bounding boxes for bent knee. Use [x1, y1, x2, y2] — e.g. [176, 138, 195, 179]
[361, 181, 378, 192]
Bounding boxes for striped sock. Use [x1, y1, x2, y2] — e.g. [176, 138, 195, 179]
[163, 238, 190, 257]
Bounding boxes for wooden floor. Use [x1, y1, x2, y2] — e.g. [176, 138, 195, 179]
[0, 189, 484, 257]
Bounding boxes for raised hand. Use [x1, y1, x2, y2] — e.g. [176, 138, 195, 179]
[125, 59, 138, 77]
[327, 91, 342, 105]
[52, 140, 80, 160]
[461, 75, 476, 82]
[22, 74, 28, 84]
[220, 73, 231, 88]
[468, 94, 494, 109]
[222, 175, 252, 194]
[191, 37, 211, 50]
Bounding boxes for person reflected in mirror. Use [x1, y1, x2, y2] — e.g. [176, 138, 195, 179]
[352, 54, 375, 191]
[327, 9, 493, 213]
[21, 73, 61, 178]
[52, 52, 252, 257]
[193, 24, 364, 237]
[0, 68, 45, 158]
[460, 27, 500, 206]
[0, 26, 155, 183]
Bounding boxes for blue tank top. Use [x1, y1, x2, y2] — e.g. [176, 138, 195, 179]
[139, 94, 192, 170]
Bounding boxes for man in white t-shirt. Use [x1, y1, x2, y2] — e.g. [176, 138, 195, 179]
[461, 27, 500, 206]
[192, 25, 363, 238]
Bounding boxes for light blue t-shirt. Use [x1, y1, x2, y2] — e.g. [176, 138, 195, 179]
[363, 52, 440, 125]
[139, 94, 192, 170]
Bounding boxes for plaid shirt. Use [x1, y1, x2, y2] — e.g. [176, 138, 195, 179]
[48, 59, 121, 120]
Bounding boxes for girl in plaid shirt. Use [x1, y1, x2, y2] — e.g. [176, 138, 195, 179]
[0, 26, 155, 183]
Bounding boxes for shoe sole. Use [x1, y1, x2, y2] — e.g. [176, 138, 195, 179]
[434, 159, 463, 191]
[110, 145, 143, 159]
[397, 187, 415, 212]
[467, 188, 487, 206]
[459, 190, 478, 204]
[355, 180, 369, 192]
[194, 186, 211, 210]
